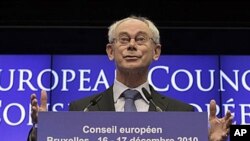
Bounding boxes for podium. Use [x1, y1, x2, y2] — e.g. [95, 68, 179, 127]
[38, 111, 208, 141]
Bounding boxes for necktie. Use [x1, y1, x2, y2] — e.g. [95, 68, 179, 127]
[123, 89, 140, 112]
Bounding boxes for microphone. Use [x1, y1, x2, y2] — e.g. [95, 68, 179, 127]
[83, 94, 103, 112]
[142, 87, 163, 112]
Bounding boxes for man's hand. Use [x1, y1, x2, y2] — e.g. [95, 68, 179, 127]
[29, 90, 48, 141]
[209, 99, 233, 141]
[30, 90, 48, 124]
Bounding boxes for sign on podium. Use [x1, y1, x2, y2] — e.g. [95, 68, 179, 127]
[38, 111, 208, 141]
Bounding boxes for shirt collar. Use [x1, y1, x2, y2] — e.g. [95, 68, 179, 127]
[113, 79, 150, 104]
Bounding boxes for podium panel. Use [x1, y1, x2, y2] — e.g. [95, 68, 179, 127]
[38, 111, 208, 141]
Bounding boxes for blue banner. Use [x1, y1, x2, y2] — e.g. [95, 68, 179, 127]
[0, 55, 249, 141]
[38, 112, 208, 141]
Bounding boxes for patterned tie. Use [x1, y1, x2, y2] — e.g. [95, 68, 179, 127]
[123, 89, 140, 112]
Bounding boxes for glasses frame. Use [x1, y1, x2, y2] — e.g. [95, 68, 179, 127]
[112, 34, 156, 45]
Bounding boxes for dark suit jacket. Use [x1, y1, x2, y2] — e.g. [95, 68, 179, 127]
[69, 85, 194, 112]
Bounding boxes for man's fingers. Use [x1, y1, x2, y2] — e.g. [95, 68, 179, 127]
[31, 94, 38, 112]
[31, 105, 38, 116]
[31, 98, 38, 123]
[226, 114, 234, 128]
[30, 94, 37, 105]
[31, 98, 38, 107]
[224, 110, 232, 120]
[209, 99, 216, 119]
[30, 90, 48, 124]
[40, 90, 48, 111]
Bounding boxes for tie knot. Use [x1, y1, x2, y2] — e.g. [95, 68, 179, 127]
[123, 89, 141, 100]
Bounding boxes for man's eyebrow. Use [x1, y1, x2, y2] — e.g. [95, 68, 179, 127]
[117, 32, 129, 36]
[136, 31, 148, 35]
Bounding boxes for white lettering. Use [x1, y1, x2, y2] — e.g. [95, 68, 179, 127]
[242, 70, 250, 91]
[148, 66, 169, 91]
[172, 69, 193, 91]
[52, 103, 64, 111]
[37, 69, 59, 91]
[196, 70, 215, 91]
[61, 69, 76, 91]
[240, 104, 250, 125]
[223, 98, 236, 124]
[234, 129, 247, 136]
[0, 69, 15, 91]
[18, 69, 37, 91]
[3, 103, 25, 126]
[78, 69, 91, 91]
[92, 69, 109, 91]
[220, 70, 239, 91]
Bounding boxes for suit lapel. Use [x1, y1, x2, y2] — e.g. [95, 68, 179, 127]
[149, 102, 156, 111]
[96, 86, 116, 111]
[149, 86, 169, 111]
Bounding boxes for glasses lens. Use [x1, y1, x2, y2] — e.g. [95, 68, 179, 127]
[115, 34, 152, 45]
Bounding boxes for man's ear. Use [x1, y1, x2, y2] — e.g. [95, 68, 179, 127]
[153, 44, 161, 61]
[106, 43, 114, 60]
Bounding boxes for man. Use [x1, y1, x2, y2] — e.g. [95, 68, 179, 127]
[28, 16, 233, 141]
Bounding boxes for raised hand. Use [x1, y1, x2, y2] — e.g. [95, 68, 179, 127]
[29, 90, 48, 141]
[30, 90, 48, 124]
[208, 99, 233, 141]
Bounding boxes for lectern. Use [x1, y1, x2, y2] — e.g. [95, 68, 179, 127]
[38, 111, 208, 141]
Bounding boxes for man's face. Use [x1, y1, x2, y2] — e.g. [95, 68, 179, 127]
[106, 19, 161, 73]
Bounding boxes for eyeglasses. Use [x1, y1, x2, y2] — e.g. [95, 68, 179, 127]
[113, 34, 155, 45]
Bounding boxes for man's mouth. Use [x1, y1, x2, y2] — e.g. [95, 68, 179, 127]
[124, 55, 140, 60]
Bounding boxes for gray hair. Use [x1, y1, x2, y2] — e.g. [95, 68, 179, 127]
[108, 16, 160, 44]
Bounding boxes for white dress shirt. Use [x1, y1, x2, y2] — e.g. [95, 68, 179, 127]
[113, 79, 150, 112]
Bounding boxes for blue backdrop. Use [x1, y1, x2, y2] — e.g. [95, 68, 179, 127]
[0, 55, 249, 141]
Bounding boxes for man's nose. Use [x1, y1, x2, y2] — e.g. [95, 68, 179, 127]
[128, 39, 137, 49]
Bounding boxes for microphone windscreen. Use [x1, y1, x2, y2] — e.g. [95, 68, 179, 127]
[142, 87, 152, 100]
